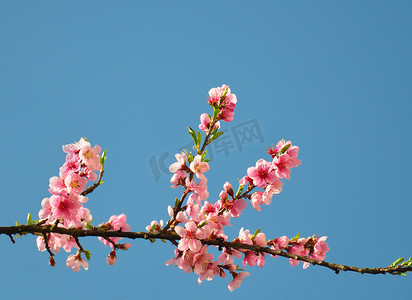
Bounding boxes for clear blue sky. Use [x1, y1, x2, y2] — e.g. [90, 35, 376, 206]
[1, 1, 411, 299]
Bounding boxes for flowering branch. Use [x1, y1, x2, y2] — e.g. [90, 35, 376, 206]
[1, 224, 411, 276]
[2, 85, 410, 291]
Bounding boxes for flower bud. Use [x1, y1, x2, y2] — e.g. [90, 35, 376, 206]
[223, 182, 234, 197]
[106, 250, 117, 266]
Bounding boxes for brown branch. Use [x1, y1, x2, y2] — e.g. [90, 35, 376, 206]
[1, 224, 411, 276]
[81, 167, 105, 196]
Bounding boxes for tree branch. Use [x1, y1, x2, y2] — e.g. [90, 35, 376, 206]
[1, 224, 410, 275]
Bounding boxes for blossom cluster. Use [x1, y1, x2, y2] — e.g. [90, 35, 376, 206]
[36, 138, 130, 271]
[152, 85, 329, 291]
[30, 84, 329, 290]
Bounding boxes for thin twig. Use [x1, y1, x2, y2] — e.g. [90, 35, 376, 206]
[81, 167, 105, 196]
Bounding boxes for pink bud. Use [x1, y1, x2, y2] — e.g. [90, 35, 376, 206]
[119, 243, 131, 250]
[49, 256, 56, 267]
[223, 182, 234, 197]
[106, 250, 117, 266]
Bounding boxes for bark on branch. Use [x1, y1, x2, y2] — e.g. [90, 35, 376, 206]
[1, 224, 411, 276]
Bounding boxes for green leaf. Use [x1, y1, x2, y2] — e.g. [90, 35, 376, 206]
[235, 265, 245, 271]
[235, 185, 244, 197]
[197, 131, 203, 147]
[212, 108, 220, 121]
[26, 213, 32, 225]
[290, 232, 300, 242]
[100, 149, 107, 165]
[174, 198, 180, 207]
[150, 238, 156, 244]
[187, 154, 194, 164]
[209, 131, 224, 143]
[251, 228, 261, 240]
[391, 257, 404, 267]
[15, 221, 20, 226]
[198, 221, 207, 228]
[222, 86, 229, 97]
[201, 150, 207, 161]
[161, 239, 166, 243]
[84, 250, 91, 261]
[278, 143, 291, 155]
[188, 127, 198, 145]
[183, 148, 189, 157]
[211, 126, 219, 135]
[150, 224, 157, 232]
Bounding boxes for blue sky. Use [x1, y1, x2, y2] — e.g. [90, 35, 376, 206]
[1, 1, 411, 299]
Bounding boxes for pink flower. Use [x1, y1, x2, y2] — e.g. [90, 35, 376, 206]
[270, 236, 289, 255]
[185, 175, 209, 201]
[175, 221, 207, 252]
[36, 234, 60, 253]
[37, 233, 75, 254]
[228, 272, 250, 292]
[62, 138, 90, 154]
[165, 248, 194, 274]
[200, 201, 221, 218]
[38, 198, 51, 219]
[242, 232, 267, 268]
[98, 214, 131, 247]
[66, 254, 88, 272]
[261, 181, 283, 206]
[208, 84, 230, 106]
[221, 198, 247, 218]
[253, 232, 267, 247]
[312, 236, 329, 260]
[207, 85, 237, 122]
[272, 154, 300, 180]
[288, 238, 308, 267]
[80, 166, 98, 181]
[239, 175, 253, 186]
[193, 245, 214, 275]
[79, 144, 102, 171]
[190, 155, 209, 178]
[76, 207, 92, 225]
[170, 170, 187, 188]
[186, 201, 203, 223]
[146, 220, 163, 232]
[275, 139, 300, 159]
[49, 194, 82, 220]
[169, 152, 187, 173]
[235, 228, 253, 246]
[218, 247, 242, 265]
[167, 206, 188, 223]
[197, 260, 221, 284]
[64, 172, 87, 196]
[49, 176, 66, 195]
[199, 113, 220, 132]
[59, 156, 81, 178]
[304, 236, 329, 269]
[243, 251, 265, 268]
[107, 214, 131, 232]
[247, 159, 278, 188]
[250, 191, 263, 211]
